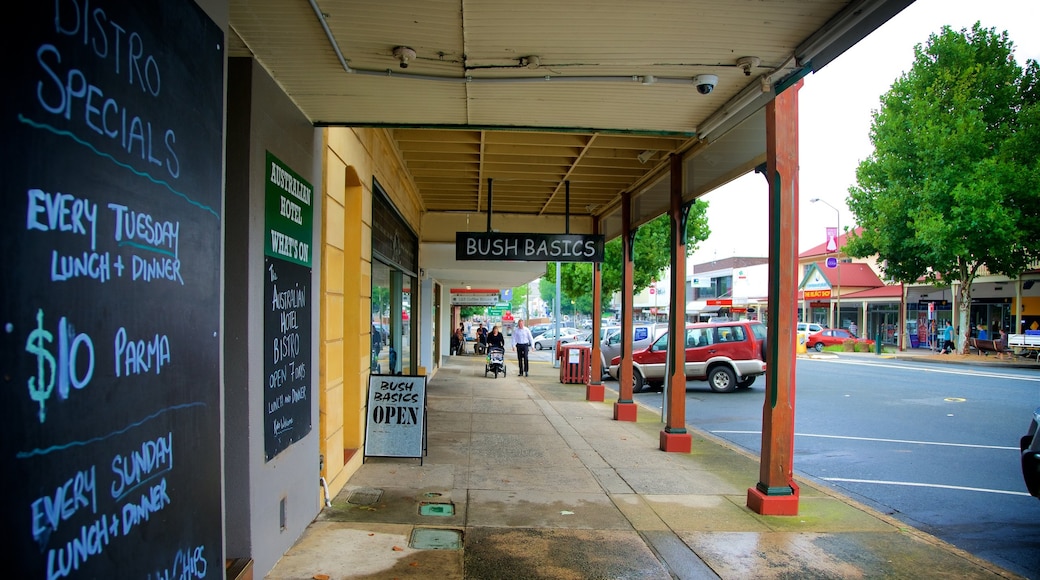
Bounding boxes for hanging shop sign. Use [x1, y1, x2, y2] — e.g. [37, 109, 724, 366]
[456, 232, 605, 262]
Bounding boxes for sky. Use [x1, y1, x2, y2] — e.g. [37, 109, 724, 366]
[689, 0, 1040, 265]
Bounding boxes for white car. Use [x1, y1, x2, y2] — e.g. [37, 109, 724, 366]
[797, 322, 823, 334]
[533, 328, 582, 350]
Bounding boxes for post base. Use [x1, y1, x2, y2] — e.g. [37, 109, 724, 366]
[585, 382, 605, 402]
[747, 481, 800, 515]
[613, 402, 637, 422]
[659, 430, 692, 453]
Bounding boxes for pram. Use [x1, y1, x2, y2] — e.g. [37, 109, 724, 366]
[484, 346, 506, 378]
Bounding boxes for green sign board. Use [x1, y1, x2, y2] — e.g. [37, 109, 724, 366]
[488, 308, 503, 316]
[265, 151, 314, 267]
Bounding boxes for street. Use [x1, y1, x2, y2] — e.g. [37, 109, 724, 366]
[607, 355, 1040, 579]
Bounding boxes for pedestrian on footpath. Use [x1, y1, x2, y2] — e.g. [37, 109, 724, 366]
[940, 321, 954, 354]
[513, 320, 534, 376]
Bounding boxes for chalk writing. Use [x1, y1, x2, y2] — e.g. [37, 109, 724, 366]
[31, 466, 98, 545]
[26, 189, 98, 250]
[110, 432, 173, 501]
[114, 327, 171, 376]
[148, 545, 209, 580]
[25, 309, 96, 423]
[39, 2, 181, 178]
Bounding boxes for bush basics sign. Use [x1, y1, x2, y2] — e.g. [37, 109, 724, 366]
[456, 232, 604, 262]
[364, 375, 427, 459]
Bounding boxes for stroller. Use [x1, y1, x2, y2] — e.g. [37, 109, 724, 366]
[484, 346, 506, 378]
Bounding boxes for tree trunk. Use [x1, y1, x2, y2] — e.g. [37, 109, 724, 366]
[956, 281, 973, 354]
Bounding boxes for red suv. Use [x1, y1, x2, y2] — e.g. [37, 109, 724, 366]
[608, 321, 768, 393]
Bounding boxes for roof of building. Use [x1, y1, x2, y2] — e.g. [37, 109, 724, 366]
[813, 261, 885, 288]
[691, 256, 768, 272]
[800, 227, 864, 259]
[842, 285, 904, 299]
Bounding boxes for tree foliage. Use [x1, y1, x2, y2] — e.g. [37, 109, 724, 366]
[844, 23, 1040, 351]
[545, 201, 711, 311]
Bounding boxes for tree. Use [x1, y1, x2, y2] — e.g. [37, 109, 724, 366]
[845, 23, 1040, 353]
[546, 202, 711, 312]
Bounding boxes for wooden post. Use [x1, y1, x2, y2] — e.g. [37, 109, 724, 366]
[747, 79, 802, 515]
[614, 191, 637, 421]
[661, 153, 691, 452]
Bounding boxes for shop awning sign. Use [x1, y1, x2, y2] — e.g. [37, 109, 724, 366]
[456, 232, 604, 262]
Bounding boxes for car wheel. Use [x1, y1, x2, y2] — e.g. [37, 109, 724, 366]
[708, 366, 737, 393]
[633, 369, 647, 393]
[813, 342, 824, 352]
[737, 376, 756, 388]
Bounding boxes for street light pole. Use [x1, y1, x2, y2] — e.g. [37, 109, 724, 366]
[810, 198, 841, 330]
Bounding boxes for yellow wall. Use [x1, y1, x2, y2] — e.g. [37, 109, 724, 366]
[320, 128, 422, 497]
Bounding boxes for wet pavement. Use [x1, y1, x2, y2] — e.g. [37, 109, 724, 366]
[266, 351, 1028, 579]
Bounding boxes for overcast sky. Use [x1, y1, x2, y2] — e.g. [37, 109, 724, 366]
[689, 0, 1040, 265]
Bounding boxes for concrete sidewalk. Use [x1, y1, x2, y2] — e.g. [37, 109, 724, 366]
[266, 354, 1024, 579]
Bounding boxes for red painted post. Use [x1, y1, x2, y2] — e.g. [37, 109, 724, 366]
[614, 191, 638, 422]
[587, 232, 605, 401]
[747, 79, 803, 515]
[661, 153, 691, 452]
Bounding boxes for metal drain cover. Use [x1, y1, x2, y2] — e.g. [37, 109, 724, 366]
[419, 502, 454, 516]
[410, 528, 461, 550]
[346, 488, 383, 505]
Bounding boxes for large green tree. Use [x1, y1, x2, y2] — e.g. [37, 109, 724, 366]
[545, 202, 711, 313]
[845, 23, 1040, 352]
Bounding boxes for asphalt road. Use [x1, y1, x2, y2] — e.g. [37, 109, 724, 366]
[609, 355, 1040, 580]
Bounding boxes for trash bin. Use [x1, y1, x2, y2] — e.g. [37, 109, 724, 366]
[559, 344, 591, 384]
[796, 331, 807, 355]
[875, 332, 882, 355]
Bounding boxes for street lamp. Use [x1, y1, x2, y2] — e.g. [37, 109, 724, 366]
[810, 198, 841, 330]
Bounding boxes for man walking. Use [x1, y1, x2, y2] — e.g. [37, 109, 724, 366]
[513, 320, 534, 377]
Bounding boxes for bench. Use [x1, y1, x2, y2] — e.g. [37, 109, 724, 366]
[1007, 333, 1040, 362]
[969, 337, 1009, 357]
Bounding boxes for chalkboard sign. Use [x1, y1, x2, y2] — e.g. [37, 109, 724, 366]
[264, 258, 313, 460]
[364, 375, 428, 459]
[1, 2, 224, 578]
[263, 152, 313, 460]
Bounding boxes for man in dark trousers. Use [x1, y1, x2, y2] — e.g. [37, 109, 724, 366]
[513, 319, 534, 377]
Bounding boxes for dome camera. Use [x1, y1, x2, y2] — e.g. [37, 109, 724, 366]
[693, 74, 718, 95]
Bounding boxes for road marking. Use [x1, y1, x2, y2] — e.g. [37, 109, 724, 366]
[821, 477, 1033, 497]
[711, 430, 1018, 450]
[809, 357, 1040, 381]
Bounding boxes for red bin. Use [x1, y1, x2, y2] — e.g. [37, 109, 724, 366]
[559, 344, 591, 384]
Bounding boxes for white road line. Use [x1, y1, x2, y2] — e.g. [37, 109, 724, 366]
[821, 477, 1033, 497]
[809, 357, 1040, 381]
[711, 430, 1019, 450]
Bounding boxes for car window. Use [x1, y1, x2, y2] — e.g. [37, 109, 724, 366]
[687, 327, 713, 347]
[652, 332, 668, 351]
[716, 326, 746, 342]
[750, 323, 767, 341]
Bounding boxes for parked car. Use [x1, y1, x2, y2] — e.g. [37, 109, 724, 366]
[600, 322, 669, 378]
[806, 328, 874, 352]
[797, 322, 823, 335]
[608, 320, 768, 393]
[528, 324, 553, 338]
[1022, 407, 1040, 499]
[533, 328, 582, 350]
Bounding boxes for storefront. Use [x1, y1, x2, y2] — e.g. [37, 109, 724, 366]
[371, 181, 419, 375]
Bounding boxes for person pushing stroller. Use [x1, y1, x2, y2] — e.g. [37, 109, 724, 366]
[484, 325, 507, 378]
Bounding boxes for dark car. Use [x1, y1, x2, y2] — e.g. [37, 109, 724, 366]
[1022, 407, 1040, 499]
[807, 328, 874, 352]
[609, 320, 767, 393]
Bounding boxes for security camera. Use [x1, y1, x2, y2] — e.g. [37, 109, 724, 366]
[693, 74, 718, 95]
